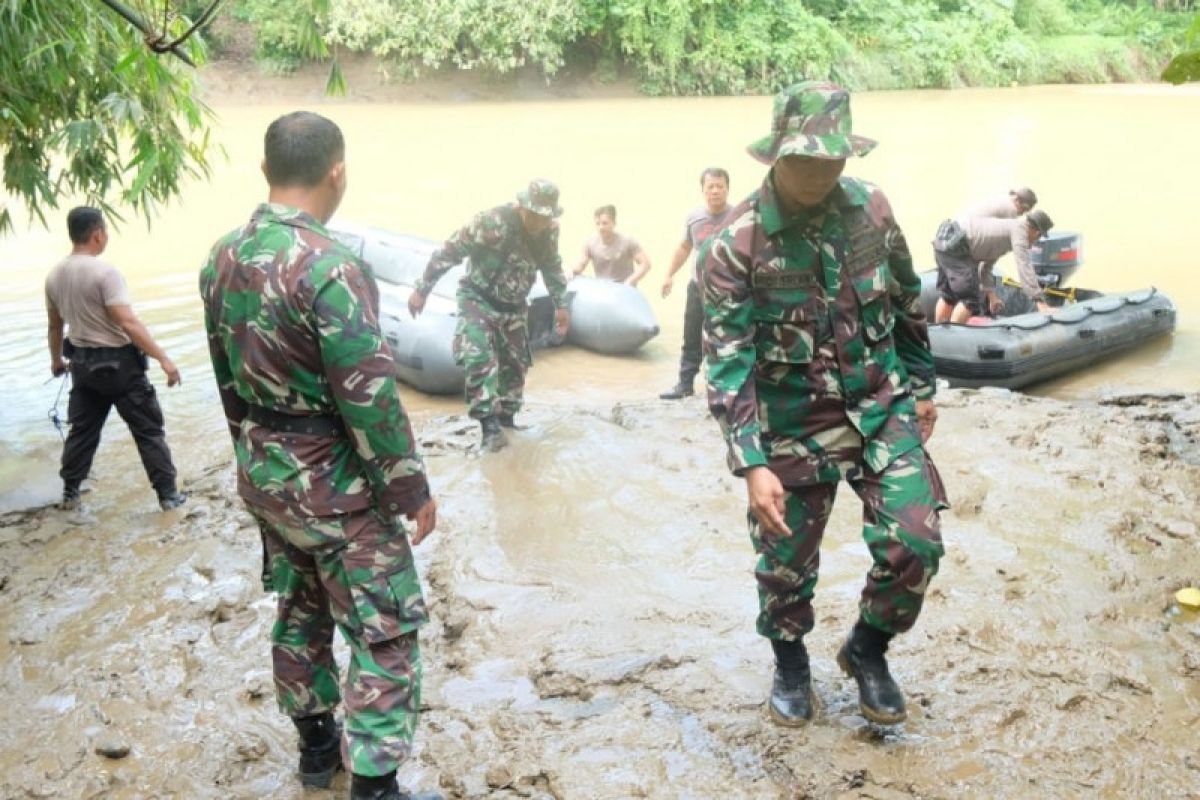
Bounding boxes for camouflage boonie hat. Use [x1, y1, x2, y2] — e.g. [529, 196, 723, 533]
[516, 178, 563, 218]
[1026, 209, 1053, 236]
[747, 81, 877, 164]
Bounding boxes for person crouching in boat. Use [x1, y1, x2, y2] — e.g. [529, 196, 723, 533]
[932, 209, 1054, 323]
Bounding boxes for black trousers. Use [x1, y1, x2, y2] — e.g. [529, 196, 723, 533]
[678, 279, 704, 385]
[61, 348, 177, 498]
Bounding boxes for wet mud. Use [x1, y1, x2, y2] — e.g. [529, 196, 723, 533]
[2, 390, 1199, 798]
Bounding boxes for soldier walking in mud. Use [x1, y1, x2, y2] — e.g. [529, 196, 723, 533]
[408, 180, 571, 452]
[200, 111, 441, 800]
[702, 82, 948, 726]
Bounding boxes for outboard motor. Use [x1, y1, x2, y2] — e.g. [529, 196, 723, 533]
[1031, 231, 1082, 288]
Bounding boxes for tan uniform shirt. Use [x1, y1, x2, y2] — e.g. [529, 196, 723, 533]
[956, 197, 1018, 226]
[964, 217, 1043, 301]
[44, 254, 132, 347]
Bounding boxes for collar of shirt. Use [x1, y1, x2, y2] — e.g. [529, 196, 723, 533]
[251, 202, 329, 237]
[759, 175, 865, 237]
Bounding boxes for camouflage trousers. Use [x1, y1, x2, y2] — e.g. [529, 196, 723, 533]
[750, 445, 947, 640]
[253, 504, 429, 778]
[454, 294, 531, 420]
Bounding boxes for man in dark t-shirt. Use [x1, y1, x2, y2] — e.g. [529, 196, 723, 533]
[659, 167, 734, 399]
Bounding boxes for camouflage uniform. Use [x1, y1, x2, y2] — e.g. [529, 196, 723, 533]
[200, 203, 431, 778]
[415, 189, 569, 420]
[704, 95, 949, 641]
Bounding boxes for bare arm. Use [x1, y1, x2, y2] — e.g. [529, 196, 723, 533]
[627, 247, 652, 287]
[660, 240, 692, 298]
[572, 244, 591, 277]
[105, 304, 180, 386]
[46, 305, 67, 376]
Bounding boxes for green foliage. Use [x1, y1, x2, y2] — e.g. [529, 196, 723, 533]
[605, 0, 850, 95]
[323, 0, 584, 78]
[1013, 0, 1074, 35]
[0, 0, 217, 235]
[1163, 10, 1200, 83]
[216, 0, 1188, 95]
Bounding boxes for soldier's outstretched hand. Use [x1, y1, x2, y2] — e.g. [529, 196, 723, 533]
[554, 308, 571, 336]
[746, 466, 791, 538]
[407, 497, 438, 545]
[407, 291, 427, 318]
[915, 399, 938, 443]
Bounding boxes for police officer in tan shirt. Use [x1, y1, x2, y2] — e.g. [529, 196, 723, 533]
[45, 206, 187, 511]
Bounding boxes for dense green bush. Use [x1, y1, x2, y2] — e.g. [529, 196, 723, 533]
[216, 0, 1190, 94]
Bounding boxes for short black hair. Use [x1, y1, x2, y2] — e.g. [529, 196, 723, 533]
[594, 204, 616, 222]
[67, 206, 105, 244]
[700, 167, 729, 187]
[263, 111, 345, 187]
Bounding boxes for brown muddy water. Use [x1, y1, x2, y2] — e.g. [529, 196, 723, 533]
[1, 85, 1199, 798]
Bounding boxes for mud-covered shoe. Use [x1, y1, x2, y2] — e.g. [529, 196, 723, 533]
[658, 381, 694, 400]
[496, 412, 527, 430]
[350, 771, 443, 800]
[768, 639, 816, 726]
[294, 713, 343, 789]
[158, 490, 188, 512]
[60, 490, 81, 511]
[479, 417, 508, 452]
[836, 621, 907, 724]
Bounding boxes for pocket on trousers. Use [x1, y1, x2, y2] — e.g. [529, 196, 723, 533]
[349, 568, 429, 643]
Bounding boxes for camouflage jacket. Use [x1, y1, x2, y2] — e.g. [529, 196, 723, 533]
[702, 175, 936, 484]
[415, 203, 569, 311]
[200, 203, 430, 518]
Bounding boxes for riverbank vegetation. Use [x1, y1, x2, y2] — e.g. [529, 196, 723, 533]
[217, 0, 1195, 95]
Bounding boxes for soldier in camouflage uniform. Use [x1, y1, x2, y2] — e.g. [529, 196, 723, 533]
[407, 180, 571, 452]
[200, 112, 441, 800]
[701, 83, 949, 727]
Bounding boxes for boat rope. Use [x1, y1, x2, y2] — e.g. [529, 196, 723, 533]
[46, 372, 71, 442]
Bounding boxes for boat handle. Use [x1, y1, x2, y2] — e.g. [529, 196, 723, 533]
[1077, 329, 1096, 339]
[1153, 308, 1171, 317]
[977, 345, 1005, 360]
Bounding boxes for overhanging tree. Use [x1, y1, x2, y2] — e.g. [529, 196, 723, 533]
[1162, 10, 1200, 83]
[0, 0, 219, 234]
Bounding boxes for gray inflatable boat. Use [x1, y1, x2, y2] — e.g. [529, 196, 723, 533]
[919, 273, 1176, 390]
[330, 222, 659, 394]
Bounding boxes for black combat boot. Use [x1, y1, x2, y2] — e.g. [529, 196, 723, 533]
[658, 380, 694, 400]
[350, 771, 444, 800]
[496, 412, 526, 430]
[837, 620, 907, 724]
[293, 712, 343, 788]
[768, 638, 816, 726]
[158, 489, 188, 511]
[479, 417, 508, 452]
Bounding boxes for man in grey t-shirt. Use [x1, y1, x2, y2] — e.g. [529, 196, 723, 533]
[45, 206, 187, 511]
[573, 204, 651, 285]
[659, 167, 734, 400]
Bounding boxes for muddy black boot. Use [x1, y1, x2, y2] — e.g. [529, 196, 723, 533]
[293, 712, 343, 788]
[496, 412, 526, 430]
[837, 620, 906, 724]
[350, 771, 444, 800]
[658, 380, 694, 400]
[768, 638, 816, 726]
[479, 416, 508, 452]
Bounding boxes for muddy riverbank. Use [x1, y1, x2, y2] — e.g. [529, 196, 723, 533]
[2, 388, 1199, 799]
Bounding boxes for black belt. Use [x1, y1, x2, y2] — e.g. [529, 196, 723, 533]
[471, 286, 526, 314]
[68, 342, 138, 361]
[245, 405, 344, 437]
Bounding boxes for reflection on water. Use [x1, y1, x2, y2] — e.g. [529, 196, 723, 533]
[1, 84, 1197, 505]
